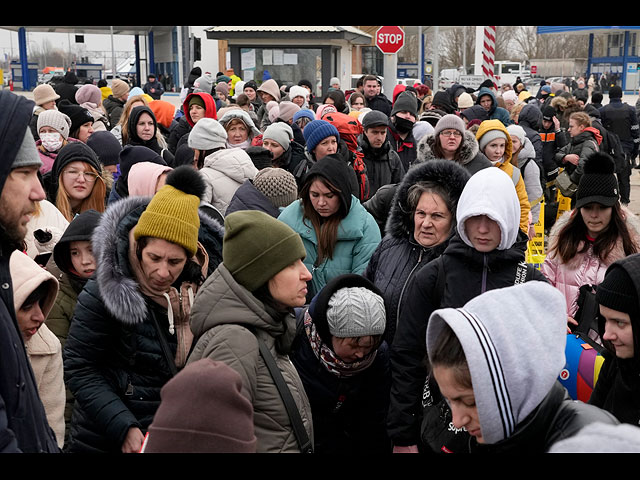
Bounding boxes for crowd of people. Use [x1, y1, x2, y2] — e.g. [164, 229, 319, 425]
[2, 66, 640, 455]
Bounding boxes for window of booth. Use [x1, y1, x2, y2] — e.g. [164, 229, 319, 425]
[239, 47, 322, 97]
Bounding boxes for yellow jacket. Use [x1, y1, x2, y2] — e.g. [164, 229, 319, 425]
[476, 119, 531, 233]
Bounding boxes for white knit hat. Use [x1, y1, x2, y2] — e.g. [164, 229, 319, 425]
[187, 118, 227, 150]
[37, 109, 72, 140]
[327, 287, 386, 338]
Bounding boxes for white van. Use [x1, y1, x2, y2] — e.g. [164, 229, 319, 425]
[493, 61, 526, 87]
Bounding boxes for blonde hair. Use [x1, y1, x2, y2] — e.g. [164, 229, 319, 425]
[569, 111, 591, 128]
[56, 162, 107, 222]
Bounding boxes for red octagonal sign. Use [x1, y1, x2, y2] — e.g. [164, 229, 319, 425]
[376, 26, 405, 54]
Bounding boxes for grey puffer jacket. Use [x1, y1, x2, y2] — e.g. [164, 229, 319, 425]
[188, 263, 314, 453]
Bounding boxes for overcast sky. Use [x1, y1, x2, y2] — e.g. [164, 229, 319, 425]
[0, 28, 136, 58]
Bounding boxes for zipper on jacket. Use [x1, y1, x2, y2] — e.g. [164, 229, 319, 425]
[481, 254, 488, 293]
[125, 378, 133, 396]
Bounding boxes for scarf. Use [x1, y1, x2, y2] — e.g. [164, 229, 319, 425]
[127, 230, 207, 368]
[303, 309, 376, 378]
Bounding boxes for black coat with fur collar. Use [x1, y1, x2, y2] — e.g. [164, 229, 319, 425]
[63, 196, 223, 453]
[416, 129, 492, 176]
[363, 160, 470, 344]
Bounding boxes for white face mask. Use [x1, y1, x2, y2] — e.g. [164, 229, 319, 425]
[40, 132, 64, 152]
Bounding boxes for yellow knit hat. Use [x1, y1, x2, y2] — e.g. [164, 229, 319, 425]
[133, 167, 204, 256]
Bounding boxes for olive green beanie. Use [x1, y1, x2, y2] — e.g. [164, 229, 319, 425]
[223, 210, 306, 292]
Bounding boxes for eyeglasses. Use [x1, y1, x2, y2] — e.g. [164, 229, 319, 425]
[63, 169, 99, 183]
[439, 130, 462, 138]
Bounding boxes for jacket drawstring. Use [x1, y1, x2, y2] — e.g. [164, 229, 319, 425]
[163, 292, 175, 335]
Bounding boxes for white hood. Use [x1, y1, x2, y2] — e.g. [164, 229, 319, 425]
[456, 166, 521, 250]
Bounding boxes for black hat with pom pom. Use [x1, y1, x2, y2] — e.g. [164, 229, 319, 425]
[134, 165, 206, 256]
[575, 152, 619, 209]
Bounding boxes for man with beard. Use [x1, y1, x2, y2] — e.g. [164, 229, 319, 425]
[0, 91, 59, 453]
[388, 91, 419, 172]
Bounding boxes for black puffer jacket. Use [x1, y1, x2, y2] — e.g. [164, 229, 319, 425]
[388, 230, 547, 447]
[359, 134, 405, 196]
[63, 196, 223, 453]
[364, 160, 470, 344]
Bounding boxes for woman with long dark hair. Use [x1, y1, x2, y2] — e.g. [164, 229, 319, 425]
[542, 153, 640, 329]
[278, 155, 381, 299]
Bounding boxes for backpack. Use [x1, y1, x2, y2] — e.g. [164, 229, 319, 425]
[599, 127, 628, 175]
[322, 112, 371, 201]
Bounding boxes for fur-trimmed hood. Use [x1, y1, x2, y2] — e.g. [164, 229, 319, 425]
[91, 195, 224, 325]
[416, 129, 483, 167]
[384, 159, 471, 240]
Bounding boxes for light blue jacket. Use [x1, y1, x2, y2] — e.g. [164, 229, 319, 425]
[278, 196, 381, 297]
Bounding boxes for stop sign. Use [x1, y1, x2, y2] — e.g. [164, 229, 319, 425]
[376, 26, 405, 54]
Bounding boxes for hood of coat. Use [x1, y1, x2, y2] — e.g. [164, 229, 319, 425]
[427, 280, 568, 445]
[183, 92, 218, 127]
[456, 166, 521, 251]
[203, 148, 259, 184]
[416, 129, 481, 166]
[572, 127, 603, 146]
[10, 250, 59, 318]
[518, 104, 542, 131]
[476, 87, 498, 114]
[189, 262, 292, 342]
[91, 195, 224, 326]
[385, 159, 470, 241]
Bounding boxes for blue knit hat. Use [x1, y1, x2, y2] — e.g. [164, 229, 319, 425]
[303, 119, 340, 153]
[293, 109, 315, 124]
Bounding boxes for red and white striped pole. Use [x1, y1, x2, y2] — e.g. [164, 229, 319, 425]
[474, 26, 497, 88]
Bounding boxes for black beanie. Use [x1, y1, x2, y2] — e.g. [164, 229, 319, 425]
[246, 146, 274, 170]
[86, 130, 122, 166]
[575, 153, 619, 209]
[391, 91, 418, 118]
[57, 99, 94, 135]
[596, 263, 639, 318]
[542, 106, 556, 122]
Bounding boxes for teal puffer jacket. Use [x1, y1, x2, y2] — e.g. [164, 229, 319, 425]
[278, 196, 381, 298]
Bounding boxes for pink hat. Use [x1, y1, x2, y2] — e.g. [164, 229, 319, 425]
[128, 162, 173, 197]
[75, 84, 103, 106]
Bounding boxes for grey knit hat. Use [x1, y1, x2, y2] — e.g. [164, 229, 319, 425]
[433, 113, 466, 137]
[263, 122, 294, 150]
[187, 118, 227, 150]
[37, 109, 72, 140]
[13, 128, 43, 170]
[327, 286, 386, 338]
[253, 167, 298, 209]
[478, 128, 508, 152]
